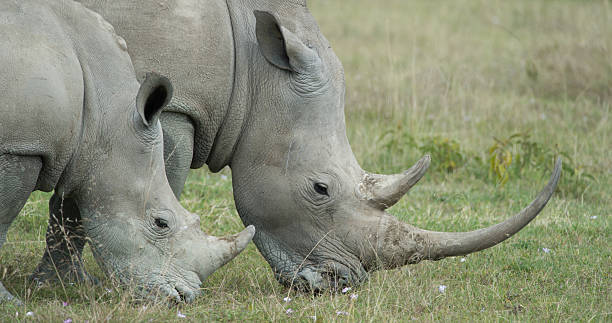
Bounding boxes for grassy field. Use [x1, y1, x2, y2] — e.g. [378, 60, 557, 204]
[1, 0, 610, 321]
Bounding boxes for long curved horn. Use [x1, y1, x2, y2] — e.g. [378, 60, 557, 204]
[363, 155, 431, 209]
[377, 158, 561, 268]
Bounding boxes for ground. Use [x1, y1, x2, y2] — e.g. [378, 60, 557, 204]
[1, 0, 610, 321]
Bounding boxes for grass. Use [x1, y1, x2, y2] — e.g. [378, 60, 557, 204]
[1, 0, 610, 321]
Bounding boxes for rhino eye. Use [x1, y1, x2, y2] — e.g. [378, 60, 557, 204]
[154, 218, 169, 229]
[314, 183, 329, 196]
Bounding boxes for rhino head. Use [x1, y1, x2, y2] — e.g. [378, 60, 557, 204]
[75, 73, 254, 302]
[227, 9, 561, 291]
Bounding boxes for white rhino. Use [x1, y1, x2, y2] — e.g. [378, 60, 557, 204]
[0, 0, 254, 303]
[42, 0, 561, 291]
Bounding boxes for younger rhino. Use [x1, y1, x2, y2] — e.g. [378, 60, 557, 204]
[0, 0, 254, 303]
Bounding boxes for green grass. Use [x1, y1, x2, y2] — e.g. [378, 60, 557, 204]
[2, 0, 610, 321]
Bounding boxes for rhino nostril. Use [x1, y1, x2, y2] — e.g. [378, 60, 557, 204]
[159, 285, 181, 304]
[323, 271, 344, 290]
[177, 290, 186, 303]
[175, 283, 198, 303]
[297, 267, 326, 293]
[337, 276, 351, 289]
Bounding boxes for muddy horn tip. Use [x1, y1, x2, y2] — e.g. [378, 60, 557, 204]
[236, 225, 256, 250]
[414, 154, 431, 172]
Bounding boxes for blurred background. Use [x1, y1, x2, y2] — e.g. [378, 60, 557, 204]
[309, 0, 609, 202]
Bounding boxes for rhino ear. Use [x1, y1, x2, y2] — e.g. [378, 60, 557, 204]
[136, 73, 173, 127]
[254, 10, 320, 73]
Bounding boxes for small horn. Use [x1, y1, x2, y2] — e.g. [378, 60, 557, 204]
[194, 225, 255, 281]
[364, 155, 431, 209]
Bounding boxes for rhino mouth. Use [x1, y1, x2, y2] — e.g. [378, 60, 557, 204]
[253, 228, 369, 292]
[122, 270, 202, 304]
[279, 260, 368, 293]
[156, 281, 200, 304]
[157, 273, 202, 304]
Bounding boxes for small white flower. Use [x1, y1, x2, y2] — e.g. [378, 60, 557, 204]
[105, 288, 112, 293]
[590, 216, 597, 219]
[285, 308, 294, 315]
[341, 287, 351, 294]
[438, 285, 447, 293]
[177, 310, 186, 318]
[26, 312, 34, 317]
[350, 293, 358, 300]
[309, 315, 317, 321]
[460, 258, 466, 262]
[541, 247, 551, 253]
[336, 311, 349, 316]
[283, 296, 292, 303]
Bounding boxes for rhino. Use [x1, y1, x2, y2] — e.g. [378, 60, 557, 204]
[41, 0, 562, 291]
[0, 0, 254, 304]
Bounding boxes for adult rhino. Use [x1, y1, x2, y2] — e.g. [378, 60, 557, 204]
[1, 0, 254, 304]
[41, 0, 561, 291]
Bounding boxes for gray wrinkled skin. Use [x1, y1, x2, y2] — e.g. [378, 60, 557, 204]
[0, 0, 254, 304]
[63, 0, 560, 292]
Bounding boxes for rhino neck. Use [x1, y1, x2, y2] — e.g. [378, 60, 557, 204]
[153, 0, 245, 173]
[214, 0, 309, 172]
[202, 0, 253, 172]
[56, 8, 139, 199]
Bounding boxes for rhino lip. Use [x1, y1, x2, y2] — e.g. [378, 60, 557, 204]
[145, 273, 201, 304]
[290, 261, 366, 293]
[158, 284, 199, 304]
[320, 271, 351, 290]
[175, 284, 198, 303]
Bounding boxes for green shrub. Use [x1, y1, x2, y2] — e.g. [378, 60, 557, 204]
[418, 136, 465, 173]
[487, 132, 595, 198]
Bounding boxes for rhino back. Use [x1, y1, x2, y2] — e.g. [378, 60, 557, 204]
[76, 0, 235, 167]
[0, 0, 139, 191]
[0, 1, 85, 191]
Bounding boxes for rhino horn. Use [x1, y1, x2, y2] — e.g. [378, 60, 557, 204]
[194, 225, 255, 281]
[364, 155, 431, 210]
[374, 158, 561, 268]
